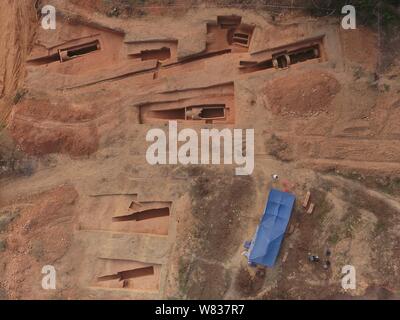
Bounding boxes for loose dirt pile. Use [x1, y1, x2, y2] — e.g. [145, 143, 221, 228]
[265, 70, 341, 117]
[9, 119, 99, 156]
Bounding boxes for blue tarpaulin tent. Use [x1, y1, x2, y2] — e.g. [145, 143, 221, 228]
[248, 189, 296, 267]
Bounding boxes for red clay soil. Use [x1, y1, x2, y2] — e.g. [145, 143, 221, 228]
[9, 119, 99, 157]
[8, 98, 100, 156]
[265, 70, 341, 116]
[0, 185, 78, 299]
[0, 0, 37, 123]
[13, 99, 98, 123]
[340, 27, 379, 72]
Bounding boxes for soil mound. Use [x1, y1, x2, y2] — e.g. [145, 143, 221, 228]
[265, 70, 341, 117]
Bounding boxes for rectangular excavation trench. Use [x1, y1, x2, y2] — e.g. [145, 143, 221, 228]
[112, 207, 170, 222]
[79, 197, 172, 236]
[240, 36, 325, 73]
[93, 259, 161, 292]
[143, 104, 226, 122]
[232, 32, 250, 47]
[59, 40, 101, 62]
[206, 17, 254, 53]
[162, 49, 232, 69]
[97, 266, 155, 282]
[129, 47, 171, 61]
[228, 24, 254, 49]
[156, 15, 252, 70]
[125, 38, 233, 78]
[139, 85, 235, 125]
[27, 40, 101, 65]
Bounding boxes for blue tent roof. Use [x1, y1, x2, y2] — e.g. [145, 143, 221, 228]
[248, 189, 295, 267]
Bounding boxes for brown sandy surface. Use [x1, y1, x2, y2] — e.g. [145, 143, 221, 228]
[0, 0, 399, 300]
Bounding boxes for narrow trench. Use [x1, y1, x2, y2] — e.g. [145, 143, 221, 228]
[97, 266, 155, 282]
[151, 108, 186, 120]
[186, 104, 226, 120]
[141, 104, 227, 123]
[28, 40, 101, 65]
[60, 40, 101, 62]
[240, 43, 322, 73]
[162, 49, 231, 68]
[197, 106, 225, 119]
[27, 53, 60, 65]
[232, 32, 250, 46]
[289, 45, 320, 64]
[112, 207, 170, 222]
[274, 54, 289, 69]
[130, 47, 171, 61]
[60, 45, 231, 89]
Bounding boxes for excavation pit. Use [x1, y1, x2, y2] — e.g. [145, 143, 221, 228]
[240, 36, 325, 73]
[93, 259, 160, 292]
[130, 47, 171, 61]
[139, 86, 235, 124]
[27, 40, 101, 65]
[97, 266, 155, 282]
[112, 207, 170, 222]
[146, 104, 227, 122]
[206, 16, 254, 53]
[79, 198, 171, 236]
[59, 40, 101, 62]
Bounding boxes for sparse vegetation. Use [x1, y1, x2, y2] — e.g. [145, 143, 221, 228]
[235, 266, 266, 297]
[177, 256, 231, 299]
[353, 66, 366, 80]
[327, 230, 340, 245]
[102, 0, 157, 17]
[341, 186, 398, 236]
[0, 288, 7, 300]
[177, 257, 190, 296]
[310, 188, 334, 223]
[329, 169, 400, 196]
[30, 240, 45, 261]
[188, 168, 255, 261]
[266, 134, 293, 162]
[0, 128, 35, 178]
[307, 0, 400, 27]
[175, 167, 255, 299]
[0, 209, 20, 232]
[374, 219, 387, 236]
[341, 207, 362, 238]
[13, 89, 27, 105]
[383, 83, 391, 91]
[326, 207, 363, 244]
[0, 238, 6, 252]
